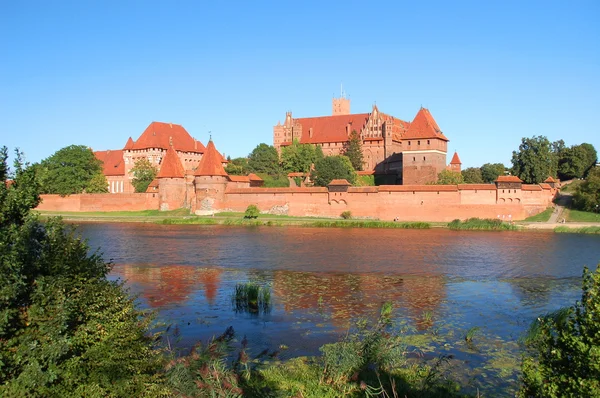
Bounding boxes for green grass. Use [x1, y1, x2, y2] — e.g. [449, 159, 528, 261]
[305, 220, 431, 229]
[560, 180, 583, 193]
[524, 207, 554, 222]
[554, 226, 600, 234]
[448, 218, 519, 231]
[355, 174, 375, 186]
[564, 209, 600, 222]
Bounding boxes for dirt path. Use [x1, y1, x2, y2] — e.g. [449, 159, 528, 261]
[548, 193, 572, 224]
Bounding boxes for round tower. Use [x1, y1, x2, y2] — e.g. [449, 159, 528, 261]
[194, 140, 229, 215]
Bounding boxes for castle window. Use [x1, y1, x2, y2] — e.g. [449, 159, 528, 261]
[427, 140, 430, 145]
[418, 140, 421, 145]
[408, 141, 411, 146]
[413, 157, 416, 161]
[423, 156, 426, 161]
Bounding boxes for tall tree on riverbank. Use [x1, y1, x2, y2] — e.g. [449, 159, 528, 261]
[0, 147, 166, 396]
[311, 155, 356, 186]
[38, 145, 105, 195]
[247, 143, 281, 176]
[511, 136, 558, 184]
[131, 158, 158, 192]
[573, 167, 600, 212]
[462, 167, 484, 183]
[480, 163, 506, 183]
[343, 130, 364, 171]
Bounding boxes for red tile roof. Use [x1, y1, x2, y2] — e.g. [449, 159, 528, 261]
[495, 175, 523, 183]
[357, 170, 374, 175]
[457, 184, 496, 190]
[94, 150, 125, 176]
[248, 173, 263, 181]
[450, 152, 462, 164]
[539, 183, 552, 190]
[194, 140, 228, 176]
[287, 172, 307, 177]
[124, 137, 134, 150]
[295, 113, 370, 144]
[228, 175, 250, 182]
[157, 145, 185, 178]
[404, 108, 449, 141]
[379, 185, 459, 192]
[522, 184, 543, 191]
[226, 187, 328, 194]
[145, 179, 159, 192]
[544, 176, 557, 183]
[328, 179, 352, 186]
[132, 122, 204, 153]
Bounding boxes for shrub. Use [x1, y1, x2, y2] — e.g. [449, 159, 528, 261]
[519, 265, 600, 397]
[244, 204, 260, 219]
[340, 210, 352, 219]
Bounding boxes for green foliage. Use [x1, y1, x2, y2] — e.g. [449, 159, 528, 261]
[343, 130, 363, 171]
[436, 169, 464, 185]
[480, 163, 506, 183]
[448, 218, 518, 231]
[281, 139, 319, 173]
[0, 148, 166, 396]
[244, 204, 260, 219]
[523, 207, 553, 222]
[519, 265, 600, 397]
[86, 172, 109, 193]
[131, 158, 157, 193]
[340, 210, 352, 219]
[311, 155, 356, 187]
[257, 172, 289, 187]
[565, 207, 600, 222]
[461, 167, 483, 183]
[39, 145, 104, 196]
[225, 157, 249, 176]
[306, 221, 430, 229]
[248, 143, 281, 176]
[573, 167, 600, 212]
[511, 136, 559, 184]
[554, 226, 600, 234]
[231, 283, 271, 314]
[355, 174, 375, 186]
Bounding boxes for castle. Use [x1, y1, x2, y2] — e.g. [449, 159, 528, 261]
[274, 97, 460, 184]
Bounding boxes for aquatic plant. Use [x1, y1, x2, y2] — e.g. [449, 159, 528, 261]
[231, 283, 272, 314]
[464, 326, 481, 344]
[448, 218, 519, 231]
[307, 220, 431, 229]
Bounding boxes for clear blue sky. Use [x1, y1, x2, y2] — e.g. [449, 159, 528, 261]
[1, 0, 598, 168]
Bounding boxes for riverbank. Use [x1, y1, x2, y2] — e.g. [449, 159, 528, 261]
[35, 210, 600, 233]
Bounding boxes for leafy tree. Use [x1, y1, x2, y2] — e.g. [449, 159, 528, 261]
[315, 144, 325, 161]
[244, 204, 259, 219]
[343, 130, 363, 171]
[519, 265, 600, 397]
[281, 139, 319, 173]
[86, 172, 109, 193]
[461, 167, 484, 183]
[0, 147, 166, 396]
[573, 167, 600, 212]
[247, 143, 281, 176]
[131, 158, 158, 193]
[224, 157, 249, 176]
[511, 136, 558, 184]
[40, 145, 104, 195]
[311, 155, 356, 187]
[480, 163, 506, 183]
[436, 169, 464, 185]
[579, 143, 598, 177]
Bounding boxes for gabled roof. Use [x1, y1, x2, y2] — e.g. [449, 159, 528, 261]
[450, 152, 462, 164]
[194, 140, 228, 176]
[124, 137, 134, 150]
[132, 122, 204, 153]
[228, 175, 250, 182]
[328, 179, 352, 186]
[94, 150, 125, 176]
[544, 176, 557, 183]
[404, 108, 449, 141]
[295, 113, 370, 144]
[248, 173, 263, 181]
[496, 175, 523, 183]
[157, 145, 185, 178]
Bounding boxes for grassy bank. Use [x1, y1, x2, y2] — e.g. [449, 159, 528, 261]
[554, 226, 600, 234]
[523, 207, 553, 222]
[448, 218, 519, 231]
[159, 217, 431, 229]
[564, 208, 600, 222]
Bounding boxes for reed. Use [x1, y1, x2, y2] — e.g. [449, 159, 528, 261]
[554, 226, 600, 234]
[231, 282, 272, 314]
[448, 218, 519, 231]
[306, 220, 431, 229]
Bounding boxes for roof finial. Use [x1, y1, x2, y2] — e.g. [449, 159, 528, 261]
[208, 131, 212, 141]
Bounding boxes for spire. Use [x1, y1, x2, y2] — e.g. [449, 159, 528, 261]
[194, 140, 228, 177]
[124, 137, 134, 150]
[450, 152, 462, 164]
[157, 145, 185, 178]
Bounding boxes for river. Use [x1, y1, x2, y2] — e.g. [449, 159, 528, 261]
[76, 223, 600, 395]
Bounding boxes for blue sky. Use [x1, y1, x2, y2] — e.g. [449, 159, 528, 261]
[1, 0, 598, 168]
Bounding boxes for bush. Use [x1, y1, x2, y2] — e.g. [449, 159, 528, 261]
[244, 204, 260, 219]
[340, 211, 352, 219]
[519, 265, 600, 397]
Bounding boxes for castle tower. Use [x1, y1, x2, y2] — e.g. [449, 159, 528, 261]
[332, 96, 350, 115]
[194, 140, 229, 215]
[157, 144, 186, 211]
[449, 152, 462, 173]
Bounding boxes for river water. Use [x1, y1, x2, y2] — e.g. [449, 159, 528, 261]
[77, 223, 600, 395]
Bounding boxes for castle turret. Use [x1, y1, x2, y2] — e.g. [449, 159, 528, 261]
[449, 152, 462, 173]
[157, 144, 186, 210]
[194, 140, 229, 215]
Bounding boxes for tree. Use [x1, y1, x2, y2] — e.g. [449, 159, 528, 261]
[573, 167, 600, 212]
[511, 136, 558, 184]
[558, 145, 589, 180]
[480, 163, 506, 183]
[579, 143, 598, 177]
[86, 172, 109, 193]
[244, 204, 259, 219]
[311, 155, 356, 187]
[0, 147, 166, 396]
[343, 130, 363, 171]
[519, 265, 600, 397]
[225, 157, 249, 176]
[39, 145, 104, 195]
[281, 139, 318, 173]
[247, 143, 281, 176]
[461, 167, 484, 184]
[436, 169, 464, 185]
[131, 158, 157, 193]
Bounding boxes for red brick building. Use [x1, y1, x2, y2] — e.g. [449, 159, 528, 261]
[274, 97, 457, 184]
